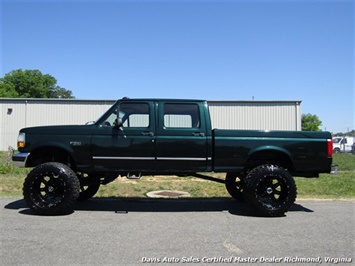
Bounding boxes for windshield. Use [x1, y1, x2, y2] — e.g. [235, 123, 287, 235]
[332, 138, 341, 144]
[94, 101, 119, 126]
[94, 101, 150, 128]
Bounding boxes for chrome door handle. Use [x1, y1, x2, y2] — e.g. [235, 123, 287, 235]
[192, 132, 205, 137]
[141, 131, 154, 136]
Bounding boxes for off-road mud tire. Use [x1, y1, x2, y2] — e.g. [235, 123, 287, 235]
[23, 162, 80, 215]
[243, 164, 297, 217]
[225, 173, 245, 201]
[78, 183, 100, 201]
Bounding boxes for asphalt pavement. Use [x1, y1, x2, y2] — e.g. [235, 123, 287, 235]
[0, 198, 354, 265]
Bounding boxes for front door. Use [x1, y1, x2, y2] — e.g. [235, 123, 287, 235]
[91, 101, 156, 172]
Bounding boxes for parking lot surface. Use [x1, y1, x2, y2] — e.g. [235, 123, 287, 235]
[0, 198, 354, 265]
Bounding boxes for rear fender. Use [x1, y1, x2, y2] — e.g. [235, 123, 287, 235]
[247, 146, 294, 171]
[249, 145, 292, 158]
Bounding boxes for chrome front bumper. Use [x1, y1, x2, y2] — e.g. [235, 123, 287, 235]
[12, 152, 30, 167]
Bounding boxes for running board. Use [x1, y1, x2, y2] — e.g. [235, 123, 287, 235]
[126, 173, 142, 179]
[191, 173, 225, 184]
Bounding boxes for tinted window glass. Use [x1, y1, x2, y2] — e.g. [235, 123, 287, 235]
[163, 104, 200, 128]
[119, 103, 150, 128]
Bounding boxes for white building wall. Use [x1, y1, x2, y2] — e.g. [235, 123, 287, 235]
[0, 99, 114, 151]
[0, 99, 301, 150]
[208, 101, 301, 131]
[23, 100, 114, 127]
[1, 100, 27, 151]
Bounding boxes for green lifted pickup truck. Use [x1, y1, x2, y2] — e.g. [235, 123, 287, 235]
[13, 98, 333, 216]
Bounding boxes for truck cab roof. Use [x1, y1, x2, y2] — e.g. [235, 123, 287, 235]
[118, 97, 207, 103]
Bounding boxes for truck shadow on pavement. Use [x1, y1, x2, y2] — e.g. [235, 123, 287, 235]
[5, 197, 313, 218]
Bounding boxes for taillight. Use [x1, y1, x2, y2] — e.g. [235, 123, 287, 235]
[327, 139, 333, 157]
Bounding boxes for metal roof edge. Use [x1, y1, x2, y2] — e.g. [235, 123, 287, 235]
[208, 100, 302, 104]
[0, 98, 302, 104]
[0, 98, 116, 103]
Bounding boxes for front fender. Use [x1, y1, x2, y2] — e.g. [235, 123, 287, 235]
[29, 141, 75, 157]
[25, 142, 75, 167]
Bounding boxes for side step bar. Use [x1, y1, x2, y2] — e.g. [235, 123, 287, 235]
[126, 173, 142, 179]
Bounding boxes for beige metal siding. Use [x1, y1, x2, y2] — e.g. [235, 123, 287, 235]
[1, 100, 26, 150]
[24, 100, 114, 127]
[0, 99, 114, 151]
[208, 101, 301, 131]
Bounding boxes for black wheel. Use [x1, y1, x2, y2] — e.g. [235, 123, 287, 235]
[76, 173, 100, 201]
[243, 164, 297, 217]
[78, 184, 100, 201]
[333, 148, 341, 154]
[78, 183, 100, 201]
[225, 173, 245, 201]
[23, 162, 80, 215]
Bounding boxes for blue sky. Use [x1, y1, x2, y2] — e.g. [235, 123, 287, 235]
[1, 0, 354, 133]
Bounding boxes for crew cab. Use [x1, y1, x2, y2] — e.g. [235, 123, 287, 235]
[13, 98, 333, 216]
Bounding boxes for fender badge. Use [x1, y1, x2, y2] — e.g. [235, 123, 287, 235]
[70, 141, 82, 146]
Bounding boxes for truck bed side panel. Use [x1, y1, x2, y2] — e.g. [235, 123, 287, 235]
[213, 129, 332, 174]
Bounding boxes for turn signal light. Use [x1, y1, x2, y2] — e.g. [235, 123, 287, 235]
[17, 133, 26, 148]
[18, 141, 25, 148]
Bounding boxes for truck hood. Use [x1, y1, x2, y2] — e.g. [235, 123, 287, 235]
[20, 124, 96, 135]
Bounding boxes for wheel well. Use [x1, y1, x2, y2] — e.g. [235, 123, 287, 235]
[246, 150, 294, 172]
[333, 147, 340, 153]
[26, 147, 75, 168]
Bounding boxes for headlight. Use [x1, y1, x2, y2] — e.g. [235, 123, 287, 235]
[17, 133, 26, 148]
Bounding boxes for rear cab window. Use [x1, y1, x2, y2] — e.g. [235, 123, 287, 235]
[163, 103, 200, 129]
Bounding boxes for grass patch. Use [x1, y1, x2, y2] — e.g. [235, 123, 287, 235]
[332, 153, 355, 171]
[296, 172, 355, 199]
[94, 176, 230, 198]
[0, 151, 354, 199]
[0, 173, 26, 197]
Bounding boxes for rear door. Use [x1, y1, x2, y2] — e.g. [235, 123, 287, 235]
[155, 101, 209, 172]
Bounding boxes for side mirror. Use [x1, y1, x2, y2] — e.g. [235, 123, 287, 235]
[113, 117, 123, 129]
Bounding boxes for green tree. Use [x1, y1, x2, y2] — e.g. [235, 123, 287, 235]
[0, 69, 74, 98]
[0, 82, 18, 97]
[302, 113, 322, 131]
[49, 86, 75, 98]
